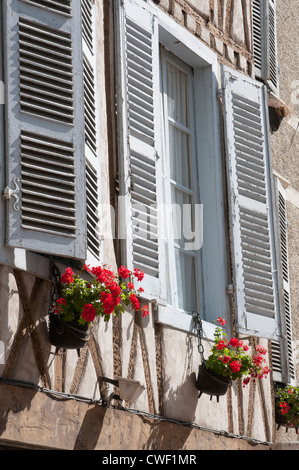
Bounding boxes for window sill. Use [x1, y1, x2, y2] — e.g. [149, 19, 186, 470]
[155, 304, 217, 341]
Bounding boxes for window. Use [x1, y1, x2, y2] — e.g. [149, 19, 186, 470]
[160, 50, 200, 313]
[115, 0, 230, 333]
[115, 0, 285, 342]
[252, 0, 279, 94]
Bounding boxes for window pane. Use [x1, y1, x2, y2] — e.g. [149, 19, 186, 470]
[175, 249, 197, 312]
[172, 187, 194, 248]
[166, 62, 189, 126]
[169, 124, 191, 188]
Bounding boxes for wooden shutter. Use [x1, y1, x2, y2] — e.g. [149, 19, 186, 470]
[271, 179, 295, 383]
[82, 0, 101, 260]
[222, 66, 280, 339]
[116, 0, 162, 299]
[3, 0, 86, 259]
[252, 0, 279, 94]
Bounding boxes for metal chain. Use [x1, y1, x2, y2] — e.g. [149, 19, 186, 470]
[48, 259, 62, 315]
[192, 311, 205, 363]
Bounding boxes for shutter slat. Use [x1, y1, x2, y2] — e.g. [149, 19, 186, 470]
[20, 0, 72, 16]
[19, 17, 74, 124]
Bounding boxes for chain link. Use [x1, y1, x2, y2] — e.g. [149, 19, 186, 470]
[48, 259, 62, 315]
[192, 311, 205, 363]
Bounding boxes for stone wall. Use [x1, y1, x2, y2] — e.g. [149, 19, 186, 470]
[268, 0, 299, 443]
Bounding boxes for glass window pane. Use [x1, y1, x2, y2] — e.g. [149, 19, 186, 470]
[166, 62, 189, 127]
[175, 250, 197, 312]
[172, 188, 194, 248]
[169, 124, 191, 188]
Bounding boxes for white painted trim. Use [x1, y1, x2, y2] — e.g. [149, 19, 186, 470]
[156, 305, 218, 340]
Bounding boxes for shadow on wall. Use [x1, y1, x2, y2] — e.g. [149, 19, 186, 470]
[74, 405, 106, 450]
[144, 372, 199, 450]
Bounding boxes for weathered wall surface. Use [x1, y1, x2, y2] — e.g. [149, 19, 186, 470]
[269, 0, 299, 443]
[154, 0, 253, 74]
[0, 262, 275, 449]
[0, 384, 272, 450]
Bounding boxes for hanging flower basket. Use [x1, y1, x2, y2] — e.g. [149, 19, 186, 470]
[275, 385, 299, 434]
[196, 362, 231, 400]
[48, 263, 149, 354]
[194, 316, 270, 400]
[48, 310, 90, 352]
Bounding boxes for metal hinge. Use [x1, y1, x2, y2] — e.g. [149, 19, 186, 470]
[2, 177, 20, 211]
[217, 88, 224, 100]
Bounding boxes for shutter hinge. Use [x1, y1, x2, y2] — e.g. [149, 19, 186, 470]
[129, 173, 135, 192]
[226, 284, 234, 294]
[217, 88, 224, 100]
[2, 177, 20, 211]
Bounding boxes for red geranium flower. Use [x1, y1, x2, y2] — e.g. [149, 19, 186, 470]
[118, 265, 131, 279]
[129, 293, 140, 310]
[229, 338, 239, 348]
[230, 360, 241, 373]
[133, 268, 144, 281]
[82, 304, 96, 322]
[60, 267, 74, 284]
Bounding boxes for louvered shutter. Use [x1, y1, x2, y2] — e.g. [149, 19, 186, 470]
[3, 0, 86, 259]
[116, 0, 162, 299]
[222, 66, 279, 339]
[252, 0, 279, 94]
[271, 179, 295, 383]
[82, 0, 101, 261]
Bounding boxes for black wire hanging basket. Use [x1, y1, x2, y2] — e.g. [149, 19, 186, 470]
[48, 310, 90, 353]
[193, 312, 231, 401]
[48, 261, 90, 356]
[196, 361, 232, 401]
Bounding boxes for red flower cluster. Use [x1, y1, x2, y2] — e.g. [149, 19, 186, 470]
[118, 265, 131, 279]
[230, 360, 241, 373]
[279, 402, 291, 415]
[60, 267, 74, 284]
[99, 292, 115, 314]
[55, 264, 149, 325]
[133, 268, 144, 281]
[205, 317, 270, 386]
[82, 304, 96, 322]
[129, 293, 140, 311]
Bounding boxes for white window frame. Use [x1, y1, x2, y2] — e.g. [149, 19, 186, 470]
[160, 49, 201, 315]
[115, 0, 231, 338]
[156, 8, 230, 337]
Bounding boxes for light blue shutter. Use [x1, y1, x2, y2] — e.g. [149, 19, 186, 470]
[3, 0, 86, 259]
[271, 179, 295, 383]
[116, 0, 162, 299]
[82, 0, 101, 261]
[252, 0, 279, 94]
[222, 66, 280, 339]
